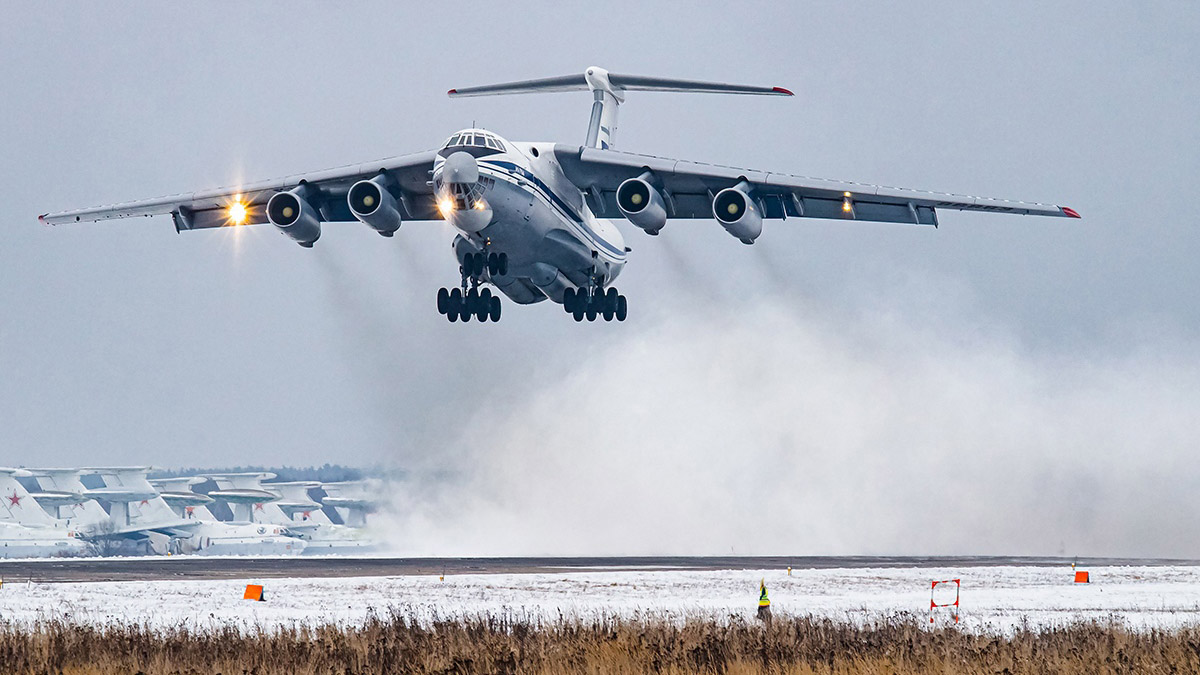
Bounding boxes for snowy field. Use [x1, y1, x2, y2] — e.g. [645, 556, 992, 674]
[2, 565, 1200, 633]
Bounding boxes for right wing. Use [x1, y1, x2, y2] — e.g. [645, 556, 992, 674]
[553, 145, 1078, 226]
[39, 151, 441, 230]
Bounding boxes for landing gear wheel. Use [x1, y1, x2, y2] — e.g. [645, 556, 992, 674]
[486, 253, 499, 276]
[489, 296, 501, 322]
[616, 295, 628, 322]
[585, 297, 598, 322]
[572, 305, 585, 322]
[447, 288, 463, 322]
[437, 287, 450, 315]
[498, 252, 509, 276]
[563, 288, 577, 312]
[475, 288, 491, 322]
[475, 253, 487, 277]
[602, 291, 616, 321]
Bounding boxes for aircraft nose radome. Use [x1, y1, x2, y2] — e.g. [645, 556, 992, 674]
[442, 151, 480, 185]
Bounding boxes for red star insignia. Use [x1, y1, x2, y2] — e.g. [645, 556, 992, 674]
[140, 500, 149, 505]
[185, 506, 195, 516]
[254, 503, 264, 511]
[302, 511, 311, 520]
[7, 492, 20, 506]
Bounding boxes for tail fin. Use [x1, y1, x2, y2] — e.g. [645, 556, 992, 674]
[448, 66, 792, 150]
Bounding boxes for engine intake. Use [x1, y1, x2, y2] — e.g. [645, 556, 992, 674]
[713, 181, 762, 244]
[267, 188, 321, 247]
[616, 175, 667, 235]
[348, 177, 402, 236]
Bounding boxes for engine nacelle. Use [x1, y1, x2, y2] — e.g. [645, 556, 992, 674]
[616, 176, 667, 235]
[712, 181, 763, 244]
[348, 177, 402, 236]
[266, 188, 321, 247]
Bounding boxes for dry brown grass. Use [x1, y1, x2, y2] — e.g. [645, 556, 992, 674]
[2, 612, 1199, 674]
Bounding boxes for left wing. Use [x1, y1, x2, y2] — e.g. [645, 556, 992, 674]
[39, 151, 441, 229]
[553, 145, 1079, 226]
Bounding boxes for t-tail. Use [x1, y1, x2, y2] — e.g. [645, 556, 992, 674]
[448, 66, 792, 150]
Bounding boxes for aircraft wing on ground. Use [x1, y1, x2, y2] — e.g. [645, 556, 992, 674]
[553, 145, 1079, 227]
[39, 151, 441, 229]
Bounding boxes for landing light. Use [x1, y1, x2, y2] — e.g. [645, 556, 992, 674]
[437, 197, 455, 216]
[473, 199, 487, 211]
[227, 200, 249, 225]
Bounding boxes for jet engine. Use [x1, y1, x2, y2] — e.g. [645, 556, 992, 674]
[712, 181, 763, 244]
[616, 176, 667, 235]
[348, 176, 402, 236]
[266, 187, 321, 247]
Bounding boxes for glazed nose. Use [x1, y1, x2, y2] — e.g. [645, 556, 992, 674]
[442, 151, 479, 185]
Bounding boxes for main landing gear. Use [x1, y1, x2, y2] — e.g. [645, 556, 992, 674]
[563, 286, 627, 322]
[437, 251, 506, 323]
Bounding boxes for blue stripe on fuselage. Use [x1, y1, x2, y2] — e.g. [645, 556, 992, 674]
[479, 159, 624, 259]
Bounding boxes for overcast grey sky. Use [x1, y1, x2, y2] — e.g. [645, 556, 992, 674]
[1, 2, 1197, 555]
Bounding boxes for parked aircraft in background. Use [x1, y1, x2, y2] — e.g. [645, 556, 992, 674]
[205, 474, 375, 554]
[0, 468, 89, 558]
[151, 477, 305, 556]
[40, 67, 1078, 323]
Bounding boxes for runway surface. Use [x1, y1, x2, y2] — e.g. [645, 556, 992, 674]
[1, 555, 1197, 583]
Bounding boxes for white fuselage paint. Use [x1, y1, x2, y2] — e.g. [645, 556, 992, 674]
[433, 131, 626, 305]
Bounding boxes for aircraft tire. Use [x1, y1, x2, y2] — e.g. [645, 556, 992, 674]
[585, 300, 598, 322]
[437, 288, 450, 315]
[563, 288, 576, 312]
[605, 288, 619, 311]
[498, 252, 509, 276]
[616, 295, 628, 322]
[486, 253, 498, 276]
[475, 253, 487, 277]
[489, 296, 501, 321]
[476, 288, 491, 321]
[572, 305, 585, 322]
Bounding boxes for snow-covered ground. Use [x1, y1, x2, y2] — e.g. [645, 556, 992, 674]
[2, 565, 1200, 633]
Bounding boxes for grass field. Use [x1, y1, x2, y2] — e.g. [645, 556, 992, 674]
[3, 612, 1200, 674]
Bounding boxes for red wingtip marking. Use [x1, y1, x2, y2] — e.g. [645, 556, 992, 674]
[1062, 206, 1081, 218]
[447, 89, 457, 96]
[772, 86, 794, 96]
[38, 213, 48, 225]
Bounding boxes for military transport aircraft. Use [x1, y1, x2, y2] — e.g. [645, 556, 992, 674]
[40, 67, 1079, 323]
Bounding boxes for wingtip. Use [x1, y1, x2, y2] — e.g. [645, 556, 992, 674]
[1061, 206, 1081, 219]
[38, 213, 48, 225]
[447, 88, 457, 96]
[772, 86, 795, 96]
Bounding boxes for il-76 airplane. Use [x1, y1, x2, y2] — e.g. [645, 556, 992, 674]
[41, 67, 1078, 323]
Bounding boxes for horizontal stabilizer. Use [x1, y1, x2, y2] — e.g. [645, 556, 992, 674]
[448, 67, 792, 98]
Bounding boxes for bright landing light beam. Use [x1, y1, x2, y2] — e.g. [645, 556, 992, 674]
[226, 198, 249, 225]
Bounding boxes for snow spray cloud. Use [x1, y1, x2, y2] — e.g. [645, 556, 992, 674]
[376, 272, 1200, 559]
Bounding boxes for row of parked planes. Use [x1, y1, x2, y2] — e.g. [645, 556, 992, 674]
[0, 467, 377, 558]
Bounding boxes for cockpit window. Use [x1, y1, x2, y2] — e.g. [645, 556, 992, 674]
[439, 130, 506, 157]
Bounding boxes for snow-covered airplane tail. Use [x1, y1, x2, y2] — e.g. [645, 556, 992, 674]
[0, 468, 58, 527]
[149, 476, 218, 521]
[320, 480, 378, 528]
[267, 481, 331, 525]
[448, 66, 792, 150]
[87, 467, 180, 529]
[27, 468, 109, 525]
[204, 472, 280, 523]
